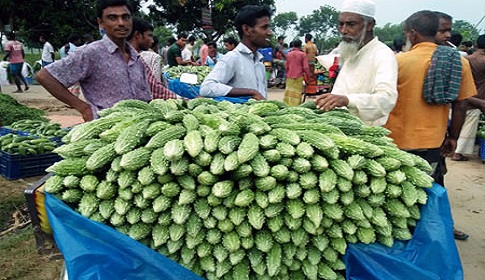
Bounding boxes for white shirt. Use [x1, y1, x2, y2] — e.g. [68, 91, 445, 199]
[140, 50, 162, 83]
[41, 41, 54, 62]
[332, 37, 398, 126]
[200, 43, 267, 98]
[181, 46, 193, 61]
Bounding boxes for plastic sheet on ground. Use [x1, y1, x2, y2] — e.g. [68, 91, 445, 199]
[165, 73, 251, 103]
[345, 183, 463, 280]
[44, 192, 203, 280]
[45, 183, 461, 280]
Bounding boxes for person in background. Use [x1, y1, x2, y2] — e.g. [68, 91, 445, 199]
[451, 36, 485, 161]
[200, 5, 272, 100]
[223, 37, 238, 52]
[39, 34, 55, 67]
[449, 31, 468, 56]
[36, 0, 152, 122]
[141, 36, 162, 82]
[59, 34, 82, 58]
[199, 38, 209, 66]
[181, 35, 198, 64]
[204, 41, 222, 68]
[303, 33, 318, 73]
[384, 10, 475, 241]
[392, 37, 405, 54]
[460, 40, 473, 55]
[3, 32, 29, 93]
[166, 33, 197, 67]
[127, 17, 177, 99]
[283, 39, 313, 106]
[162, 37, 176, 66]
[274, 35, 286, 60]
[315, 0, 398, 126]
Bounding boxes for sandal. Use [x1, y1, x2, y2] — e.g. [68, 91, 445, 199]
[453, 229, 470, 240]
[451, 154, 469, 161]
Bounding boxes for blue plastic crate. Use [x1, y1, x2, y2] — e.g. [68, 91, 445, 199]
[479, 139, 485, 161]
[0, 151, 62, 180]
[258, 47, 273, 62]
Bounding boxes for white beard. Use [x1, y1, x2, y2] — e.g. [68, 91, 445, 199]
[402, 36, 413, 52]
[338, 23, 367, 63]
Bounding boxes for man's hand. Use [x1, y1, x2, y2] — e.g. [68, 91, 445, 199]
[441, 137, 457, 157]
[315, 94, 349, 111]
[251, 91, 265, 100]
[79, 105, 94, 122]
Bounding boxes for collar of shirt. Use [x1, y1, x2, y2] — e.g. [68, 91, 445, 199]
[102, 35, 139, 61]
[235, 43, 264, 63]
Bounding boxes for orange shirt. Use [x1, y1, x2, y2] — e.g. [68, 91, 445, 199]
[303, 41, 318, 65]
[384, 42, 476, 150]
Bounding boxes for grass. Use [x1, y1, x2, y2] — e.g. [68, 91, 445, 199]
[0, 175, 64, 280]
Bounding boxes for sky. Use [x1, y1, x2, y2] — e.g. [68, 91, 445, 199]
[275, 0, 485, 31]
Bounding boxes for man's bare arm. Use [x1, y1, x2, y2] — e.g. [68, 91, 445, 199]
[36, 68, 93, 121]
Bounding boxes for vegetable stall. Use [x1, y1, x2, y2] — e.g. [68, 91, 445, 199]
[27, 98, 462, 279]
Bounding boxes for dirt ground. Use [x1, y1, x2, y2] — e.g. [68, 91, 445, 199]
[1, 84, 484, 279]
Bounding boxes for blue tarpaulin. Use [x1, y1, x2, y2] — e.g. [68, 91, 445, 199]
[165, 73, 251, 104]
[45, 183, 462, 280]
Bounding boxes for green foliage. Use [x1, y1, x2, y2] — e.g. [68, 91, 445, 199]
[298, 5, 340, 52]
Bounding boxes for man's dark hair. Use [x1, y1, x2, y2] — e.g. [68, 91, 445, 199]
[278, 36, 284, 40]
[449, 32, 463, 47]
[434, 11, 453, 22]
[403, 10, 439, 38]
[305, 33, 313, 41]
[234, 5, 272, 39]
[188, 36, 196, 43]
[223, 37, 238, 45]
[461, 41, 472, 48]
[167, 37, 176, 45]
[207, 41, 217, 48]
[68, 34, 82, 44]
[127, 17, 153, 41]
[96, 0, 133, 18]
[293, 39, 302, 48]
[177, 33, 188, 40]
[476, 35, 485, 49]
[6, 32, 15, 40]
[153, 36, 159, 46]
[392, 37, 405, 52]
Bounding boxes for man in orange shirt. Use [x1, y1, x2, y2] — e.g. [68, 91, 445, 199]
[384, 10, 475, 240]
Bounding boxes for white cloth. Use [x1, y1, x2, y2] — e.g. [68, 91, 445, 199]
[200, 43, 267, 98]
[0, 62, 9, 86]
[140, 50, 162, 83]
[41, 41, 54, 62]
[341, 0, 376, 18]
[455, 109, 481, 154]
[331, 37, 398, 126]
[181, 47, 192, 61]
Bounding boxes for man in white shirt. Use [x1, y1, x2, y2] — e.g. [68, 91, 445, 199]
[315, 0, 398, 126]
[200, 5, 272, 100]
[39, 34, 55, 67]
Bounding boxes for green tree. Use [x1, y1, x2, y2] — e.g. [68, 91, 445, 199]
[0, 0, 143, 50]
[374, 23, 404, 48]
[298, 5, 340, 53]
[146, 0, 275, 42]
[452, 20, 480, 43]
[273, 12, 298, 38]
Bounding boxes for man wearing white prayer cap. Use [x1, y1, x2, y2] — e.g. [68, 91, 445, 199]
[315, 0, 398, 126]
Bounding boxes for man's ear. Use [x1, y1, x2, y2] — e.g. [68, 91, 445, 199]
[367, 19, 376, 31]
[242, 24, 251, 36]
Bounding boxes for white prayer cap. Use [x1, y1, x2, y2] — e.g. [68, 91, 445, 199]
[340, 0, 376, 18]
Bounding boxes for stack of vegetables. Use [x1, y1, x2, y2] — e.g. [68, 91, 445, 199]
[44, 98, 434, 280]
[166, 66, 212, 85]
[4, 119, 69, 140]
[0, 134, 58, 155]
[0, 93, 47, 126]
